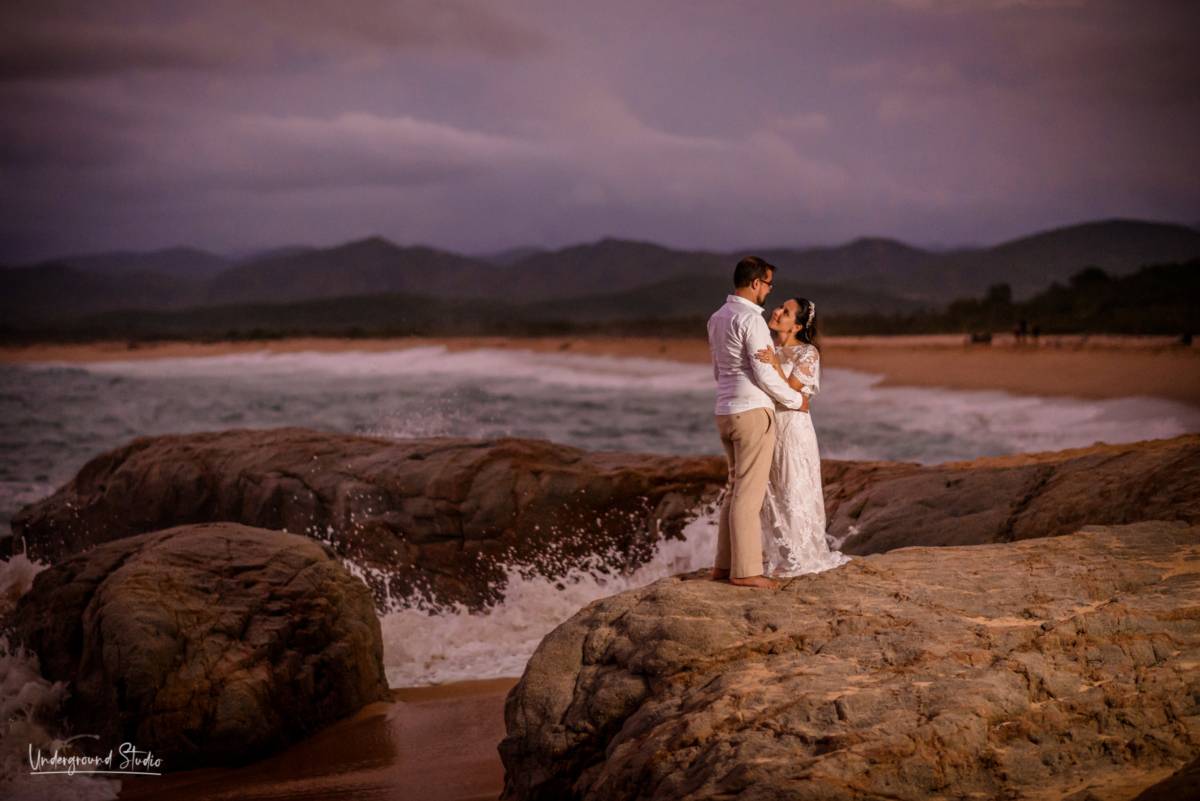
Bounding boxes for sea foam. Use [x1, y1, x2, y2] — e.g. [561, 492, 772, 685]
[373, 510, 719, 687]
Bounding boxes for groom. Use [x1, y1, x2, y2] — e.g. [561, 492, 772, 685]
[707, 256, 809, 589]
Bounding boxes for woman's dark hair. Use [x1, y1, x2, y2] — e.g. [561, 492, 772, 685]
[792, 297, 819, 352]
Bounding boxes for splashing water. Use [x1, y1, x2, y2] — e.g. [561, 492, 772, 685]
[0, 553, 121, 800]
[375, 511, 720, 687]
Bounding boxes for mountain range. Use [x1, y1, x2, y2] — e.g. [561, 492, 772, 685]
[3, 219, 1198, 330]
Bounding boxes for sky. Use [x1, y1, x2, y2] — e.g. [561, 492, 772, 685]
[1, 0, 1198, 263]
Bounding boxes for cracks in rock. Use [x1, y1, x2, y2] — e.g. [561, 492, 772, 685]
[994, 464, 1056, 543]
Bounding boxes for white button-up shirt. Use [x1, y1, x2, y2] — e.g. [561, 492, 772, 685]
[707, 295, 807, 415]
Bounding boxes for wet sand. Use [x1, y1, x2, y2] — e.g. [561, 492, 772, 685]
[117, 678, 518, 801]
[3, 334, 1198, 406]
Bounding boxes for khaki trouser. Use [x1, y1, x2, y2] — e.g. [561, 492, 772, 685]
[715, 407, 775, 579]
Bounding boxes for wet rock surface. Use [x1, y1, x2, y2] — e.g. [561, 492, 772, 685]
[822, 435, 1200, 554]
[500, 521, 1200, 801]
[7, 522, 390, 771]
[9, 428, 727, 608]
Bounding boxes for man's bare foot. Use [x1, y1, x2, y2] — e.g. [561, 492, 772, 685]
[730, 575, 780, 589]
[711, 568, 731, 580]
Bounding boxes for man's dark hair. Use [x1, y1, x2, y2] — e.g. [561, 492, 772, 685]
[734, 256, 774, 289]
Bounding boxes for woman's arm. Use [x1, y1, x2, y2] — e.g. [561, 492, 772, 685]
[792, 349, 820, 399]
[755, 348, 810, 410]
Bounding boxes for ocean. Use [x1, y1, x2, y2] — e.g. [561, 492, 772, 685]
[2, 345, 1198, 797]
[5, 345, 1197, 531]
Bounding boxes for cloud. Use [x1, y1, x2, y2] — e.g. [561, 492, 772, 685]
[882, 0, 1086, 9]
[180, 112, 549, 191]
[0, 0, 1197, 262]
[773, 113, 832, 137]
[0, 0, 549, 81]
[554, 91, 847, 214]
[0, 88, 142, 168]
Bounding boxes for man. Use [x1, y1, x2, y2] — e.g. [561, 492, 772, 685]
[707, 256, 809, 589]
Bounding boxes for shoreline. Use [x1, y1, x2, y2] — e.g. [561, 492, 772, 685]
[2, 334, 1198, 407]
[117, 677, 519, 801]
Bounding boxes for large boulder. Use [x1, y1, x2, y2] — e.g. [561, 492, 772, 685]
[822, 435, 1200, 554]
[499, 521, 1200, 801]
[7, 522, 390, 771]
[9, 428, 727, 609]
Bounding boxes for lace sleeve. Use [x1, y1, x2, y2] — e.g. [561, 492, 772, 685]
[792, 346, 820, 399]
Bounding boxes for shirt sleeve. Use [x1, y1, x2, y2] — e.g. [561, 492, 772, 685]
[744, 316, 807, 410]
[793, 347, 820, 399]
[707, 317, 720, 382]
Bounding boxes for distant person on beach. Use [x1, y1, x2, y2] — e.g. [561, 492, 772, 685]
[753, 298, 851, 577]
[1015, 319, 1028, 344]
[706, 256, 809, 589]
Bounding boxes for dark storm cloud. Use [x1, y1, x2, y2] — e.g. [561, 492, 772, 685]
[0, 0, 549, 81]
[0, 0, 1195, 262]
[0, 89, 139, 167]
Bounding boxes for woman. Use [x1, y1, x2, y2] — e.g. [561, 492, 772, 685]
[754, 298, 850, 577]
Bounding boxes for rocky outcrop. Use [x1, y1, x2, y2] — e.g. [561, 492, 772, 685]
[822, 435, 1200, 554]
[499, 521, 1200, 801]
[9, 428, 726, 609]
[7, 523, 390, 771]
[10, 429, 1197, 609]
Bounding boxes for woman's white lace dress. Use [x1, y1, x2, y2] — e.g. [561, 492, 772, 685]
[760, 344, 851, 577]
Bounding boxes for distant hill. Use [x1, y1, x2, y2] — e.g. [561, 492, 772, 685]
[942, 220, 1200, 300]
[517, 274, 925, 322]
[475, 245, 545, 267]
[54, 292, 466, 339]
[749, 220, 1200, 301]
[28, 274, 924, 340]
[823, 259, 1200, 337]
[0, 263, 200, 325]
[496, 238, 729, 302]
[5, 219, 1199, 328]
[58, 247, 231, 281]
[201, 237, 498, 305]
[747, 238, 938, 300]
[226, 245, 316, 265]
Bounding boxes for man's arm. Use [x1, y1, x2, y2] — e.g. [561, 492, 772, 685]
[706, 316, 720, 382]
[745, 316, 807, 409]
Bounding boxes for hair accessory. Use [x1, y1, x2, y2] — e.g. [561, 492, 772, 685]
[806, 302, 815, 325]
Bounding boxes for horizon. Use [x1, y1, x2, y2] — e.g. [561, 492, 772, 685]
[13, 216, 1199, 268]
[3, 2, 1198, 264]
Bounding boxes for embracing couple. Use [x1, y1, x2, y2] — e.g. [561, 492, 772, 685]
[707, 256, 850, 589]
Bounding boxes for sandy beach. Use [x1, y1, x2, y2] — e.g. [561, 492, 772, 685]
[4, 334, 1198, 407]
[117, 678, 518, 801]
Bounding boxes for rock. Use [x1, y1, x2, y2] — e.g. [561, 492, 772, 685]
[822, 435, 1200, 554]
[11, 429, 1196, 609]
[10, 428, 727, 609]
[8, 522, 390, 771]
[499, 521, 1200, 801]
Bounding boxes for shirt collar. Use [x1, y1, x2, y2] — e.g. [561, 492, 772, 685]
[727, 294, 764, 313]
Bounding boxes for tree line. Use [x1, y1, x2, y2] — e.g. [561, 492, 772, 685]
[821, 259, 1198, 337]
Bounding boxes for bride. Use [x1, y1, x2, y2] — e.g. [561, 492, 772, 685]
[754, 298, 851, 577]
